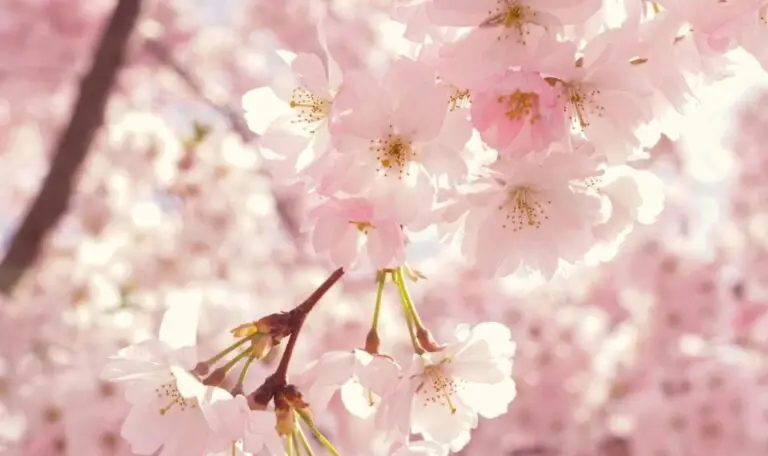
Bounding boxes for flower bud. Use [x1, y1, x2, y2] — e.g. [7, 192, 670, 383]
[282, 385, 309, 413]
[230, 322, 259, 338]
[202, 366, 227, 386]
[416, 327, 445, 352]
[364, 329, 380, 354]
[192, 362, 210, 376]
[250, 333, 274, 359]
[274, 395, 295, 436]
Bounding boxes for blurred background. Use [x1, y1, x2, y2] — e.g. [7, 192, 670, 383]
[2, 1, 768, 455]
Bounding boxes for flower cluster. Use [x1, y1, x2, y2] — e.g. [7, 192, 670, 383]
[103, 268, 516, 455]
[2, 0, 768, 456]
[246, 0, 767, 279]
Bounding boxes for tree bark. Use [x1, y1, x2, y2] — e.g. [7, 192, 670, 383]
[0, 0, 144, 295]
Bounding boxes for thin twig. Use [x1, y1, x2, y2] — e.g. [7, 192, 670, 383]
[274, 267, 345, 382]
[143, 40, 255, 142]
[144, 39, 304, 241]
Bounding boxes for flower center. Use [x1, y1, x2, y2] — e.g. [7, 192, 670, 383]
[289, 86, 332, 126]
[417, 364, 461, 415]
[498, 186, 550, 231]
[560, 83, 604, 130]
[480, 1, 537, 43]
[349, 221, 375, 234]
[498, 91, 540, 123]
[370, 134, 415, 178]
[155, 382, 197, 415]
[449, 88, 472, 111]
[760, 6, 767, 24]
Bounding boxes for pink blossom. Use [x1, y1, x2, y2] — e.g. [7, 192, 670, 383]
[533, 38, 658, 164]
[100, 303, 234, 456]
[319, 57, 471, 197]
[426, 0, 602, 80]
[206, 395, 286, 456]
[376, 322, 516, 452]
[307, 197, 407, 269]
[453, 146, 606, 278]
[8, 0, 768, 454]
[293, 349, 401, 419]
[470, 71, 565, 156]
[243, 22, 343, 180]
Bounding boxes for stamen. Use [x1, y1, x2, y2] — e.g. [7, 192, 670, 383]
[349, 221, 375, 234]
[159, 396, 180, 416]
[480, 1, 538, 43]
[498, 186, 550, 231]
[289, 86, 332, 127]
[449, 88, 471, 111]
[561, 83, 604, 130]
[416, 363, 465, 415]
[155, 382, 196, 415]
[498, 91, 540, 123]
[370, 128, 415, 178]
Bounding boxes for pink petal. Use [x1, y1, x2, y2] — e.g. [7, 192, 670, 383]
[292, 53, 331, 98]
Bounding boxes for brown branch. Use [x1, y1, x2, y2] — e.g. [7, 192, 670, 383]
[248, 267, 345, 408]
[143, 40, 256, 142]
[0, 0, 144, 295]
[274, 267, 345, 382]
[145, 40, 304, 242]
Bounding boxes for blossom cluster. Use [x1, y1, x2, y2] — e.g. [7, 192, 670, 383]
[246, 0, 767, 278]
[2, 0, 768, 456]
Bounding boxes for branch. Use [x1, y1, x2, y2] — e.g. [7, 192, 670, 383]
[248, 267, 345, 408]
[145, 40, 304, 242]
[143, 40, 256, 142]
[274, 267, 345, 382]
[0, 0, 144, 295]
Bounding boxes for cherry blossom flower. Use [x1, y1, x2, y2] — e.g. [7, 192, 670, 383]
[307, 197, 408, 269]
[100, 302, 235, 456]
[450, 145, 607, 278]
[206, 395, 286, 456]
[470, 70, 566, 157]
[532, 38, 659, 164]
[376, 322, 516, 452]
[426, 0, 602, 77]
[243, 20, 343, 180]
[317, 57, 472, 198]
[293, 349, 401, 419]
[8, 0, 768, 455]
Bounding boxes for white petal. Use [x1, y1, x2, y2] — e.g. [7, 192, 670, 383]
[457, 377, 516, 419]
[159, 300, 201, 350]
[242, 87, 293, 135]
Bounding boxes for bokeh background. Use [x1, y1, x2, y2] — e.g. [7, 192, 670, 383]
[2, 1, 768, 455]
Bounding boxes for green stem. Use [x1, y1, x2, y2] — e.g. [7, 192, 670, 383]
[295, 410, 340, 456]
[394, 269, 422, 354]
[286, 433, 295, 456]
[296, 425, 315, 456]
[394, 267, 425, 330]
[236, 355, 256, 386]
[202, 335, 252, 367]
[371, 270, 387, 331]
[221, 347, 250, 372]
[291, 431, 302, 456]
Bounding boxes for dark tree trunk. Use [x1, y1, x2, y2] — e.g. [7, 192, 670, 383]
[0, 0, 144, 295]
